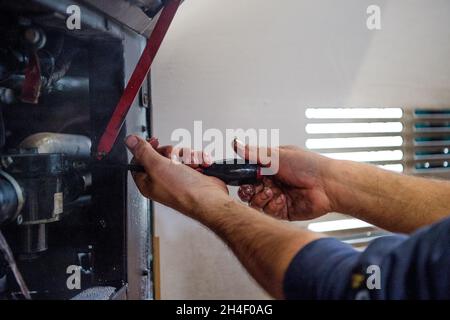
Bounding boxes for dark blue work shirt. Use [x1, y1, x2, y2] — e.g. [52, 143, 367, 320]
[283, 216, 450, 299]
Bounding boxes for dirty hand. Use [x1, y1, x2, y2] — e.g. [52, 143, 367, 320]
[235, 140, 335, 221]
[125, 135, 229, 218]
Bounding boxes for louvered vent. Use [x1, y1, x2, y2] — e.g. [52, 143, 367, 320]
[305, 108, 404, 172]
[406, 109, 450, 178]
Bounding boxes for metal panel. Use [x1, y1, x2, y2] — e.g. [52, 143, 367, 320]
[123, 30, 153, 300]
[80, 0, 163, 38]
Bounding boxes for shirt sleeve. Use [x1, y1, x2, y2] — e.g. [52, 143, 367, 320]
[283, 217, 450, 300]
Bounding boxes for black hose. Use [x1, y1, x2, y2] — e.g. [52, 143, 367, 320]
[0, 176, 18, 225]
[0, 105, 4, 149]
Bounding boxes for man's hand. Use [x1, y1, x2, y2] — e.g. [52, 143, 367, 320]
[235, 140, 335, 221]
[125, 135, 324, 299]
[125, 135, 229, 218]
[237, 139, 450, 233]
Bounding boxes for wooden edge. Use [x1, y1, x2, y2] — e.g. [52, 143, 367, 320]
[153, 236, 161, 300]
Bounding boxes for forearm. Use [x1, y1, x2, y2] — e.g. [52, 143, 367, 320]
[326, 159, 450, 233]
[193, 198, 323, 299]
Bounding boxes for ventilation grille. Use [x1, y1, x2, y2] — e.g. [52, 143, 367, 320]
[408, 109, 450, 176]
[305, 108, 404, 172]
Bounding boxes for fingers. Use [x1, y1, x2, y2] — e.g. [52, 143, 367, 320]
[249, 178, 278, 209]
[131, 169, 152, 196]
[156, 145, 212, 168]
[125, 135, 167, 172]
[264, 194, 288, 219]
[239, 177, 288, 219]
[238, 183, 263, 202]
[130, 135, 214, 172]
[238, 185, 255, 202]
[186, 149, 212, 168]
[147, 137, 160, 149]
[249, 187, 274, 210]
[233, 138, 272, 167]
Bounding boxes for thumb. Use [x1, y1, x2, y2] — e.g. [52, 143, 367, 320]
[233, 138, 272, 167]
[125, 135, 162, 170]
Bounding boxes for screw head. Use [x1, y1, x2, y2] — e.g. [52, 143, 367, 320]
[1, 156, 13, 169]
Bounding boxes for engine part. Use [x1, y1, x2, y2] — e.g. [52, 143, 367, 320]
[23, 27, 47, 50]
[19, 133, 92, 157]
[0, 87, 16, 105]
[0, 170, 24, 225]
[0, 0, 158, 299]
[4, 153, 66, 225]
[0, 48, 28, 82]
[19, 224, 47, 255]
[0, 133, 91, 232]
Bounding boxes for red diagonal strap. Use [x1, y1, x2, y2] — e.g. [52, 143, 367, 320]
[96, 0, 181, 159]
[20, 50, 42, 104]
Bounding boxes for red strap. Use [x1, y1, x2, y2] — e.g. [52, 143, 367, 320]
[20, 50, 42, 104]
[96, 0, 181, 159]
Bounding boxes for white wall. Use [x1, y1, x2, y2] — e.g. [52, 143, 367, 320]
[152, 0, 450, 299]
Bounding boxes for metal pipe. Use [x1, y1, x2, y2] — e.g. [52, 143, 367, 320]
[0, 230, 31, 299]
[19, 224, 47, 257]
[19, 133, 91, 157]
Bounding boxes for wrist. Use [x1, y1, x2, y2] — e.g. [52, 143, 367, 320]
[320, 157, 351, 213]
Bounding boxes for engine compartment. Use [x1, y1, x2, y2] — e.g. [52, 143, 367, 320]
[0, 0, 155, 299]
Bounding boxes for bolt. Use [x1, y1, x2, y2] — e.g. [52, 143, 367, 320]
[0, 87, 15, 105]
[24, 28, 46, 49]
[143, 95, 148, 105]
[1, 156, 13, 169]
[96, 152, 107, 159]
[99, 219, 106, 228]
[24, 29, 39, 44]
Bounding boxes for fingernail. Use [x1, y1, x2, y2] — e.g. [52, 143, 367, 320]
[234, 137, 244, 148]
[261, 188, 272, 200]
[275, 194, 285, 205]
[148, 137, 159, 148]
[125, 135, 138, 149]
[241, 185, 254, 196]
[204, 153, 213, 165]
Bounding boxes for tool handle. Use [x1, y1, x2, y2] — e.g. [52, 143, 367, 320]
[201, 160, 262, 186]
[98, 160, 262, 186]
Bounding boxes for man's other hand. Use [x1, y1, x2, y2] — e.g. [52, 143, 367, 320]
[235, 140, 335, 221]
